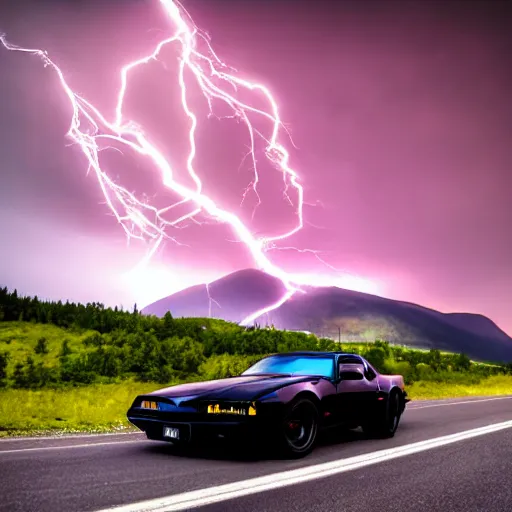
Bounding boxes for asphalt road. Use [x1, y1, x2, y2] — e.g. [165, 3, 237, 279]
[1, 395, 512, 512]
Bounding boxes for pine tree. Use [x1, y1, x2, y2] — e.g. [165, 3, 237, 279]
[35, 337, 49, 355]
[60, 339, 72, 358]
[0, 351, 9, 384]
[13, 362, 26, 388]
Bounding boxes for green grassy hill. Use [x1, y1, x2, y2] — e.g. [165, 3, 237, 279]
[0, 322, 96, 374]
[1, 286, 512, 436]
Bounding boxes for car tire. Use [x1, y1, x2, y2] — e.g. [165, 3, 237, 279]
[362, 390, 402, 439]
[277, 397, 319, 458]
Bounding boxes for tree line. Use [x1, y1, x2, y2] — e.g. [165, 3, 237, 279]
[1, 286, 511, 389]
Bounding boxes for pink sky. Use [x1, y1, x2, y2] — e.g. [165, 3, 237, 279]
[0, 0, 510, 334]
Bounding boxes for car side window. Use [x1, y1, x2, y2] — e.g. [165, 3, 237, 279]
[338, 355, 366, 380]
[338, 355, 362, 365]
[339, 355, 377, 381]
[364, 365, 377, 381]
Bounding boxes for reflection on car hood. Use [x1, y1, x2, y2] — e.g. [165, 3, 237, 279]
[148, 374, 318, 401]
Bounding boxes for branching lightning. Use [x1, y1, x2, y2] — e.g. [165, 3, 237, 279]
[1, 0, 373, 326]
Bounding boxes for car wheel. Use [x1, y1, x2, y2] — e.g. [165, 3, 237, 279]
[362, 390, 402, 439]
[278, 397, 319, 458]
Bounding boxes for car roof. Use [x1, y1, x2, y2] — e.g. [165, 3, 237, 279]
[267, 351, 365, 358]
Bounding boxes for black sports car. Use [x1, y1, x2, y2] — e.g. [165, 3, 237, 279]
[127, 351, 410, 457]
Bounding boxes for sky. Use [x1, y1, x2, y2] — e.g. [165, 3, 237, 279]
[0, 0, 511, 334]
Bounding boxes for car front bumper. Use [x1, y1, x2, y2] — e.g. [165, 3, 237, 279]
[127, 406, 281, 445]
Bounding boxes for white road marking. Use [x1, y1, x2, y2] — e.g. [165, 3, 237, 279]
[408, 396, 512, 410]
[0, 439, 142, 455]
[97, 420, 512, 512]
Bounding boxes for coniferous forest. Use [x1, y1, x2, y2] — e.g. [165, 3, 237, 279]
[1, 286, 511, 391]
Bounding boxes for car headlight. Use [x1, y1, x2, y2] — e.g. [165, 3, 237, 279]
[206, 402, 257, 416]
[140, 400, 159, 410]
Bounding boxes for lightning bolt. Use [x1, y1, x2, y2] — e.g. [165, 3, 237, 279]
[205, 282, 221, 318]
[0, 0, 372, 326]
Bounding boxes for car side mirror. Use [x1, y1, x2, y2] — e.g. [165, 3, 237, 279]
[339, 370, 364, 381]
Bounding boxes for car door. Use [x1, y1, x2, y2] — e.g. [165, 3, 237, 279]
[335, 356, 379, 424]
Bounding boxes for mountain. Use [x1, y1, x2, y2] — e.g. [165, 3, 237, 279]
[142, 268, 512, 363]
[142, 268, 287, 322]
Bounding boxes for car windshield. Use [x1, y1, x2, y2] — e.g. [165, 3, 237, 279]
[242, 355, 334, 378]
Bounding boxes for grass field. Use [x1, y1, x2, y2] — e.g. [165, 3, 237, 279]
[0, 322, 95, 373]
[1, 376, 512, 437]
[0, 381, 155, 436]
[406, 375, 512, 399]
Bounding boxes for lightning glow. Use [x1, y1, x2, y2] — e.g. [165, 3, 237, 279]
[0, 0, 378, 325]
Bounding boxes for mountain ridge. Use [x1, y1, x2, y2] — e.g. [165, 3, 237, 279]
[142, 268, 512, 362]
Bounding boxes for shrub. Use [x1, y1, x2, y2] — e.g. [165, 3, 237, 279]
[0, 351, 9, 381]
[199, 354, 261, 380]
[35, 337, 49, 355]
[59, 339, 72, 358]
[416, 362, 433, 379]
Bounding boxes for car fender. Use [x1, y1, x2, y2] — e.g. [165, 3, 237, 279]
[377, 374, 409, 411]
[377, 374, 405, 392]
[258, 379, 335, 410]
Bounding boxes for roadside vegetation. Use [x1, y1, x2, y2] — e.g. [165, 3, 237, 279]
[1, 286, 512, 436]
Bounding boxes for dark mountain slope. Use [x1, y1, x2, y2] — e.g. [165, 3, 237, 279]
[142, 269, 512, 362]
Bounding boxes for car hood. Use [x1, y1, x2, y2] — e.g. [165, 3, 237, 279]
[147, 374, 317, 401]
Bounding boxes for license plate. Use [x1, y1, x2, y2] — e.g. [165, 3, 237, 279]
[163, 427, 179, 439]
